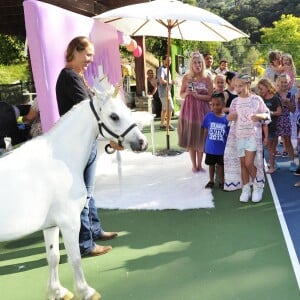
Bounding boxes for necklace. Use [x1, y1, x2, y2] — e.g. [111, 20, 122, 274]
[79, 73, 95, 96]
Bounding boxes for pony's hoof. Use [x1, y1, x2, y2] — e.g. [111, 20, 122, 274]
[62, 291, 74, 300]
[89, 292, 102, 300]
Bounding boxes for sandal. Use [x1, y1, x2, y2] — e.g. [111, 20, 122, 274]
[274, 150, 281, 157]
[205, 181, 214, 189]
[219, 182, 224, 189]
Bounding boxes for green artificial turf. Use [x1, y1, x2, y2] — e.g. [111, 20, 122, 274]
[1, 182, 299, 300]
[1, 120, 299, 299]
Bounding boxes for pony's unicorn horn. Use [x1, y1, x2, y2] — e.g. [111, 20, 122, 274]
[112, 78, 124, 98]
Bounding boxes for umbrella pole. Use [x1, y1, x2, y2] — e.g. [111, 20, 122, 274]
[155, 22, 183, 157]
[166, 25, 171, 150]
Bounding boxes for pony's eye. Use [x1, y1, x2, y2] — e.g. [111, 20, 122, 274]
[110, 112, 119, 121]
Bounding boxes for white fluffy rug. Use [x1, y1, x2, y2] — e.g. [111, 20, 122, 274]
[94, 146, 214, 210]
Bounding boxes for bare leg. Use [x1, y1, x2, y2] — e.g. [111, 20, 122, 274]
[160, 109, 166, 127]
[218, 164, 224, 185]
[267, 139, 277, 173]
[282, 135, 294, 161]
[196, 150, 204, 171]
[240, 156, 250, 185]
[208, 165, 215, 183]
[189, 148, 197, 172]
[244, 150, 257, 181]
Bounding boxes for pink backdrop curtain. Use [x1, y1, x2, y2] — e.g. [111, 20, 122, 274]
[23, 0, 122, 132]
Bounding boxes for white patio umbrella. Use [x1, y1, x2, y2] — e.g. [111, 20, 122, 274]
[94, 0, 248, 152]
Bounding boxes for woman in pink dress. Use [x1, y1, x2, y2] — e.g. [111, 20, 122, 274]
[177, 52, 213, 172]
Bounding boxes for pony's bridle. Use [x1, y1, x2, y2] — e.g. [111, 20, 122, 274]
[89, 99, 137, 154]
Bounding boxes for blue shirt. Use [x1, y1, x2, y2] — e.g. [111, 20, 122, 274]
[202, 112, 229, 155]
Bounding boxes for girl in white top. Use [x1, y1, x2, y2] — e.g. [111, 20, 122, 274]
[224, 74, 270, 203]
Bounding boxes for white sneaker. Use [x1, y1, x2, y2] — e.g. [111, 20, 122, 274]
[252, 185, 263, 203]
[240, 184, 251, 202]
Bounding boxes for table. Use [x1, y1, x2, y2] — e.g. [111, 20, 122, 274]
[22, 92, 37, 103]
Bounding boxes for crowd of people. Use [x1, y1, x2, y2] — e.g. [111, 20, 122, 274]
[175, 50, 300, 203]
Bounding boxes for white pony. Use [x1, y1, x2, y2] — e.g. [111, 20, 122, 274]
[0, 74, 147, 300]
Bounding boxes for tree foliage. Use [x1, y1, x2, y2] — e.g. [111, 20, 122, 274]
[0, 35, 26, 65]
[198, 0, 300, 44]
[260, 14, 300, 71]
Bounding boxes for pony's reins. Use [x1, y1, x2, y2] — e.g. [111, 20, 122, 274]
[89, 98, 137, 154]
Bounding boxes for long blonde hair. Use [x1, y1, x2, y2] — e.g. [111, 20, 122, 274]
[188, 51, 206, 79]
[282, 53, 296, 76]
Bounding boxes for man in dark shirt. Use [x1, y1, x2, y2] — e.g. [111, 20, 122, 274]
[0, 101, 30, 150]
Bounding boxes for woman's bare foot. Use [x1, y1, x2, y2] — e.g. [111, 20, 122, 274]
[266, 167, 275, 174]
[192, 167, 199, 173]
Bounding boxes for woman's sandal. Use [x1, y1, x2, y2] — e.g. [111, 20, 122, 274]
[205, 181, 214, 189]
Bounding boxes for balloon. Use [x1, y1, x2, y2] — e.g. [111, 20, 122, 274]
[126, 39, 137, 52]
[133, 45, 142, 58]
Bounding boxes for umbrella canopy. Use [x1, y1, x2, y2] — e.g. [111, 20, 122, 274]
[94, 0, 248, 42]
[94, 0, 248, 151]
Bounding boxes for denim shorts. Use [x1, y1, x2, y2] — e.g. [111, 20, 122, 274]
[237, 136, 257, 157]
[158, 90, 174, 111]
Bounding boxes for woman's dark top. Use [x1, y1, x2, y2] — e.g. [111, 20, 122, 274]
[147, 79, 161, 116]
[56, 68, 91, 116]
[147, 79, 159, 101]
[224, 89, 238, 108]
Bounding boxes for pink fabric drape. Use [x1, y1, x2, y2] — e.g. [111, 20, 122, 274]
[23, 0, 122, 132]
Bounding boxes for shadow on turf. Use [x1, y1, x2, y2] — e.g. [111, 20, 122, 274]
[0, 231, 67, 275]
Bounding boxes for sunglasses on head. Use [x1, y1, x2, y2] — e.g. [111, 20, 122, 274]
[190, 51, 202, 58]
[238, 74, 252, 83]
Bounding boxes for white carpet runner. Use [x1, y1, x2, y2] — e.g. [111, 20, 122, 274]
[94, 148, 214, 210]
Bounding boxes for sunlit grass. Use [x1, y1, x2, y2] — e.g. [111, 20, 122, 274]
[0, 63, 29, 84]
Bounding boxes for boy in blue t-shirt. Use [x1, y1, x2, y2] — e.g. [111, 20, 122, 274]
[202, 92, 229, 189]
